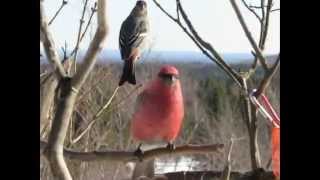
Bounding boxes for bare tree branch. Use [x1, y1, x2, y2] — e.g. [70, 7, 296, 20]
[71, 86, 119, 144]
[40, 0, 67, 78]
[76, 71, 111, 104]
[94, 86, 119, 118]
[271, 8, 280, 12]
[40, 73, 59, 132]
[61, 41, 68, 61]
[176, 0, 243, 86]
[71, 0, 108, 91]
[43, 0, 108, 179]
[41, 141, 224, 162]
[72, 0, 90, 71]
[153, 0, 243, 88]
[240, 0, 262, 22]
[104, 83, 143, 113]
[80, 2, 98, 42]
[230, 0, 269, 71]
[254, 53, 280, 98]
[152, 0, 177, 22]
[220, 136, 245, 180]
[71, 84, 142, 144]
[66, 2, 98, 61]
[249, 5, 268, 9]
[48, 0, 68, 25]
[260, 0, 273, 51]
[220, 137, 234, 180]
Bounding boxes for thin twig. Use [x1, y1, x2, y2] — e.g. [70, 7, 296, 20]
[105, 84, 143, 113]
[254, 53, 280, 98]
[152, 0, 178, 22]
[271, 8, 280, 12]
[248, 5, 268, 9]
[72, 0, 90, 73]
[72, 84, 142, 144]
[71, 86, 119, 144]
[246, 0, 274, 75]
[176, 0, 180, 21]
[176, 0, 243, 86]
[76, 72, 111, 104]
[61, 41, 68, 61]
[230, 0, 269, 71]
[71, 0, 109, 91]
[40, 0, 67, 78]
[260, 0, 273, 51]
[81, 2, 98, 42]
[94, 86, 119, 118]
[48, 0, 68, 26]
[68, 2, 98, 59]
[221, 137, 234, 180]
[261, 0, 266, 21]
[240, 0, 262, 22]
[153, 0, 243, 88]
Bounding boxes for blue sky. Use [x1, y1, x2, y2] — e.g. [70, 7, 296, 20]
[43, 0, 280, 54]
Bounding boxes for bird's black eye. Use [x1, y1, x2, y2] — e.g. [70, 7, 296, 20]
[158, 73, 179, 80]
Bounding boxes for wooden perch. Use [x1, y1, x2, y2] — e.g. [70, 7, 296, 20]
[41, 140, 224, 163]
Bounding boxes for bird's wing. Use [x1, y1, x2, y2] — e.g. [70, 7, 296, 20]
[119, 17, 149, 59]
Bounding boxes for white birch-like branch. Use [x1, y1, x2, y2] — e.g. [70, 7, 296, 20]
[71, 0, 109, 91]
[40, 0, 67, 78]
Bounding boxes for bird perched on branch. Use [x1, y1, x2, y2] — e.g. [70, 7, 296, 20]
[118, 0, 150, 86]
[131, 65, 184, 158]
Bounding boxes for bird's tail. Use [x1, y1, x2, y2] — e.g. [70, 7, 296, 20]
[118, 59, 136, 86]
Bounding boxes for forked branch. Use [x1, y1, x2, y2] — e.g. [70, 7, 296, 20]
[71, 0, 109, 91]
[240, 0, 262, 22]
[153, 0, 243, 88]
[254, 53, 280, 98]
[42, 0, 108, 179]
[40, 0, 67, 78]
[230, 0, 269, 71]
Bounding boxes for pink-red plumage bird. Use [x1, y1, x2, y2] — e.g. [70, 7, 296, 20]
[131, 65, 184, 152]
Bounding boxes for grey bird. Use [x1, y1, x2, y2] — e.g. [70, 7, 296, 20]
[118, 0, 149, 86]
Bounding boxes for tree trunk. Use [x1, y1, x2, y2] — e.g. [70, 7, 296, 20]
[249, 104, 262, 169]
[241, 78, 261, 170]
[44, 87, 78, 180]
[40, 74, 58, 133]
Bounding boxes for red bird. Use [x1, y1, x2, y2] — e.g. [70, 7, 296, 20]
[131, 65, 184, 156]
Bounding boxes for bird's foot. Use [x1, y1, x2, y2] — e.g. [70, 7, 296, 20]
[134, 145, 144, 162]
[166, 142, 175, 151]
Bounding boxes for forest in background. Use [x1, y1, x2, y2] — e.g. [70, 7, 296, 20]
[40, 60, 280, 180]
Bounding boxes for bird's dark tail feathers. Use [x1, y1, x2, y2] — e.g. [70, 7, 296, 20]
[118, 59, 136, 86]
